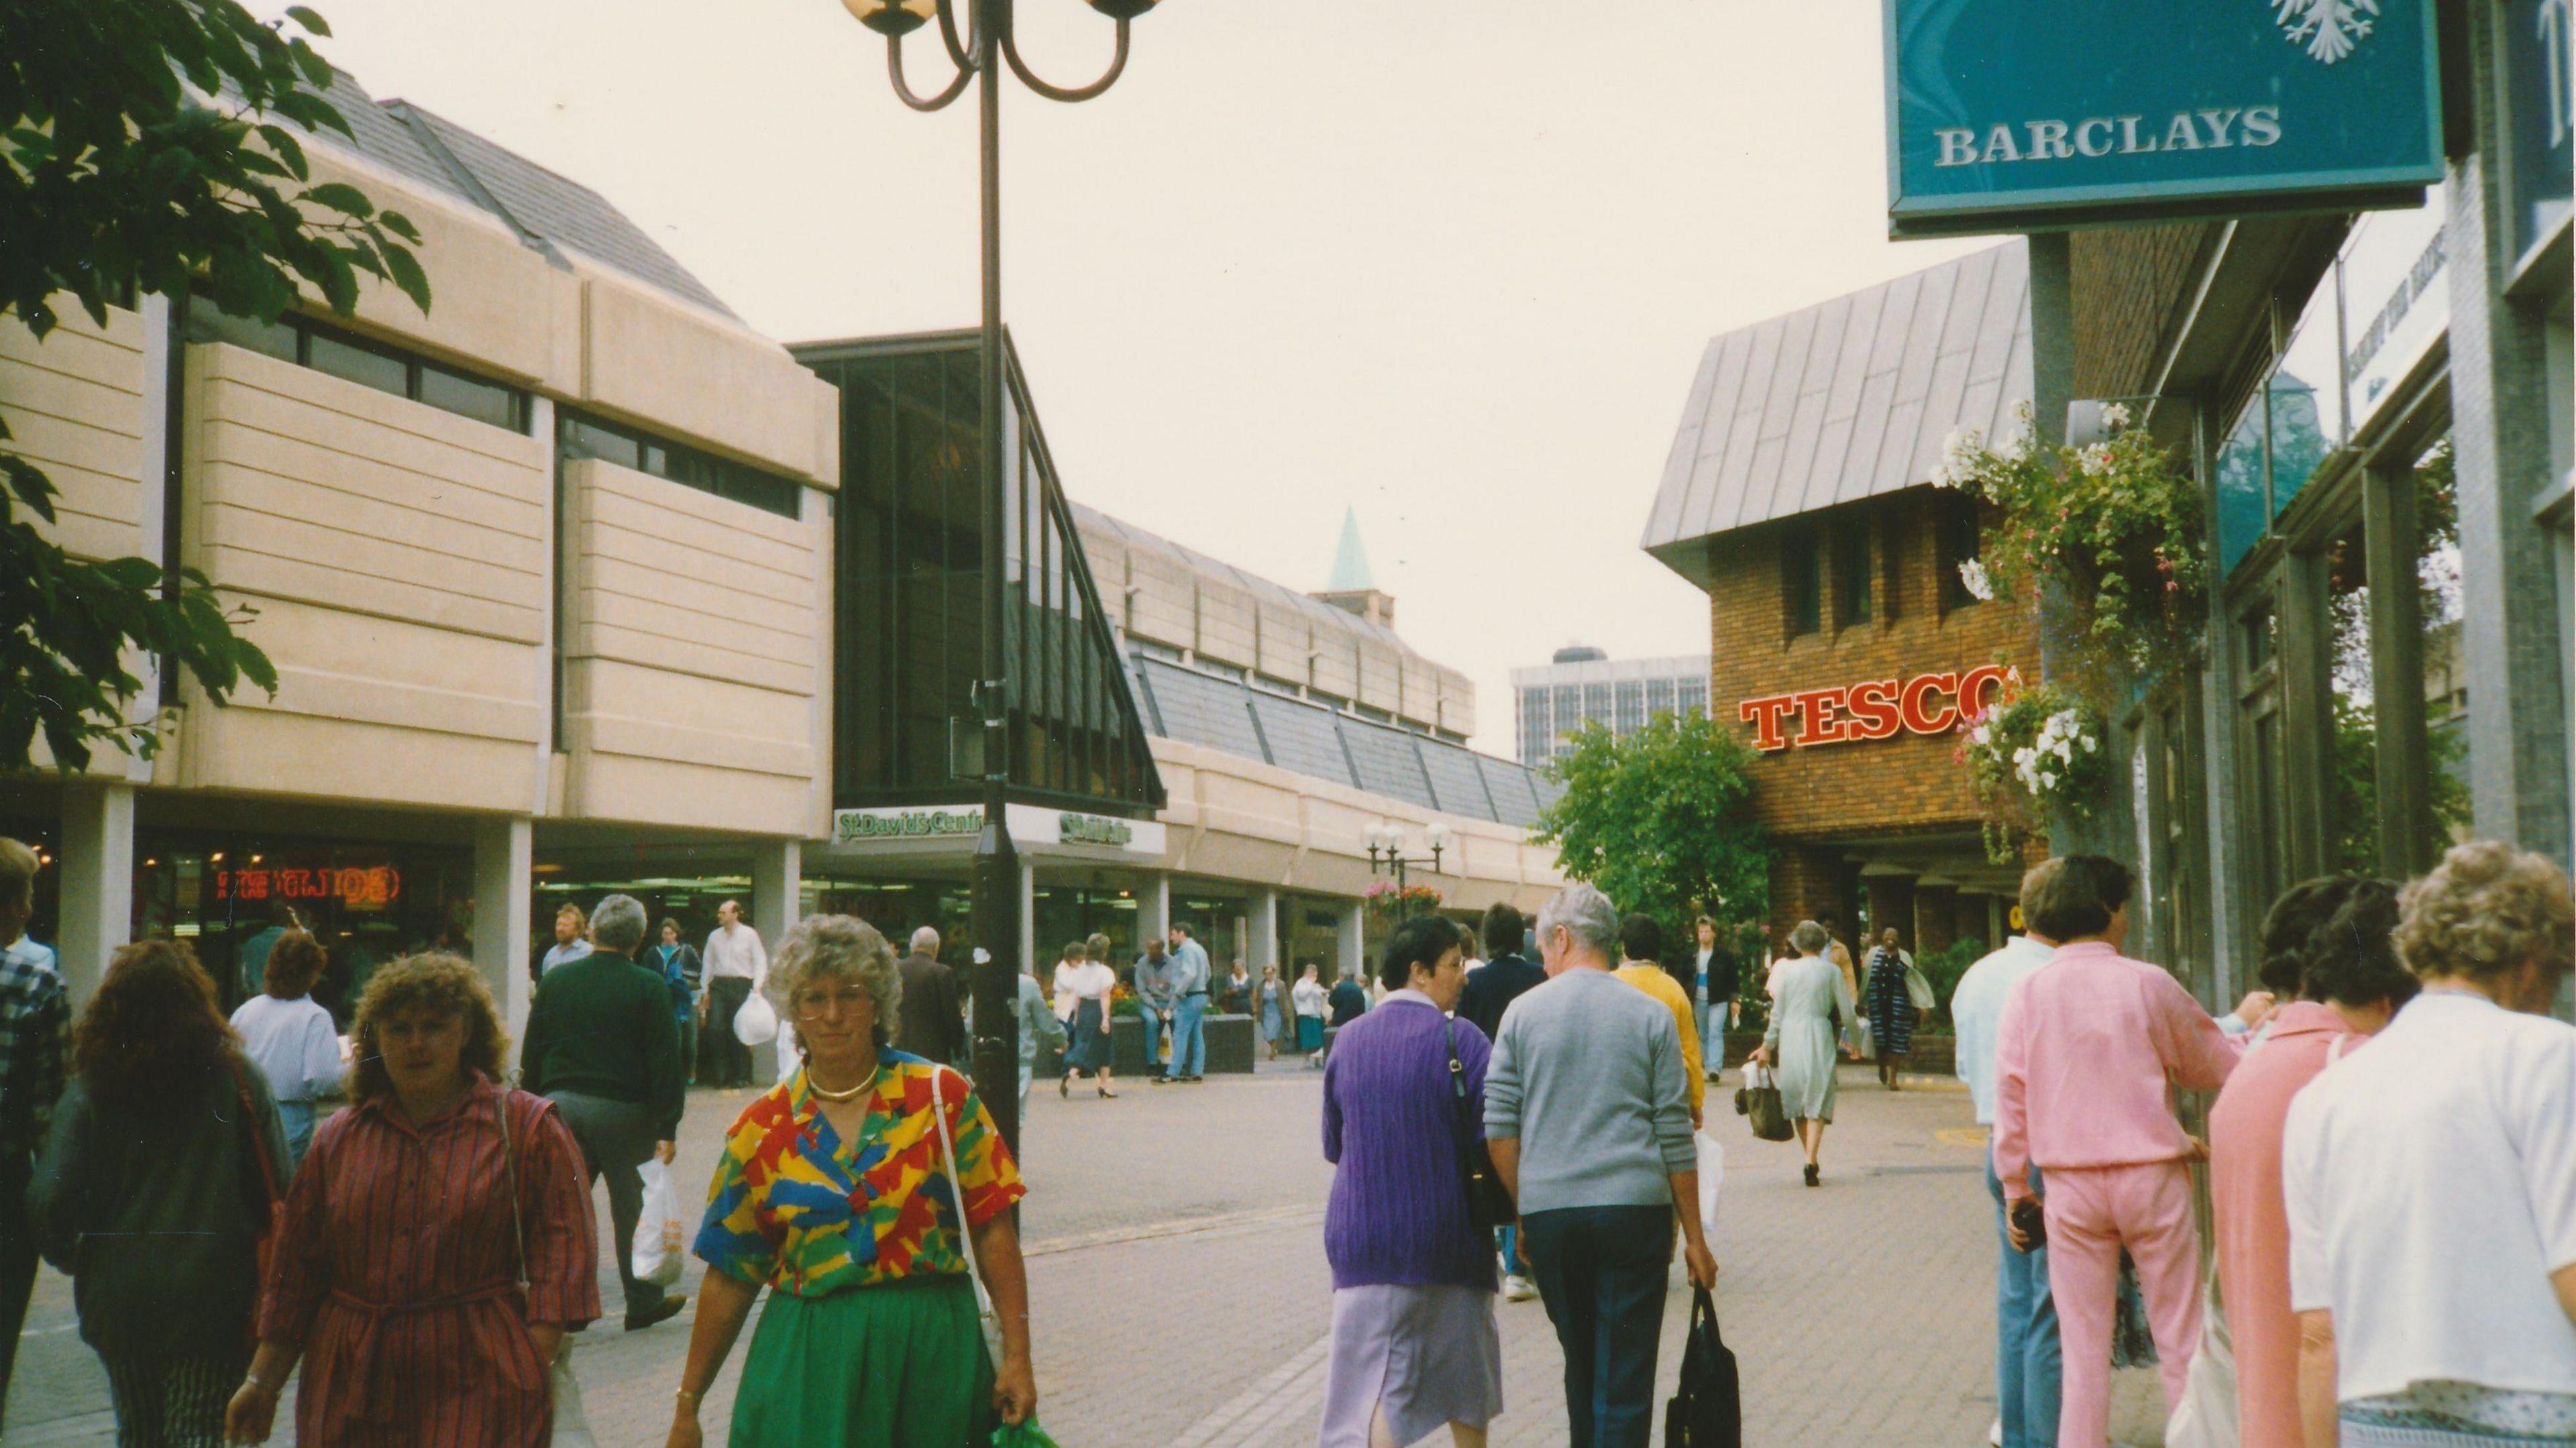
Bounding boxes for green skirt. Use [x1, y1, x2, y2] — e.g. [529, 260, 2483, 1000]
[733, 1276, 994, 1447]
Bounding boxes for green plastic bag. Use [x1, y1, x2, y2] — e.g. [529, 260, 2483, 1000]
[993, 1421, 1061, 1448]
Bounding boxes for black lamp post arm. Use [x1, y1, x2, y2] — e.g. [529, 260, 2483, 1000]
[1000, 14, 1130, 103]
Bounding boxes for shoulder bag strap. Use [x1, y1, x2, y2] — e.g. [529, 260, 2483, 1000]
[227, 1058, 284, 1219]
[926, 1069, 992, 1302]
[493, 1089, 531, 1292]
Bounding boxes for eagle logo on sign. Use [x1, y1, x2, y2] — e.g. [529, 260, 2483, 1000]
[2274, 0, 2379, 64]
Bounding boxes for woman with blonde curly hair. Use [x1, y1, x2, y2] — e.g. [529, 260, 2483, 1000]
[226, 953, 598, 1447]
[2283, 840, 2576, 1448]
[667, 914, 1036, 1448]
[31, 939, 287, 1447]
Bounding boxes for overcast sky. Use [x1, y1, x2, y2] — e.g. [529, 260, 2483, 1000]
[307, 0, 1986, 755]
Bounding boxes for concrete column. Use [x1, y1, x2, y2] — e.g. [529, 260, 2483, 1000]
[1140, 872, 1171, 946]
[57, 781, 135, 1005]
[1335, 900, 1365, 986]
[1250, 887, 1281, 970]
[751, 838, 802, 968]
[472, 815, 533, 1046]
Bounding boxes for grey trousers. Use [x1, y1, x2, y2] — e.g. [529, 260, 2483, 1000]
[545, 1090, 663, 1316]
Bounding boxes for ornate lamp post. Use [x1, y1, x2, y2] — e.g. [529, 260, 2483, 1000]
[1364, 821, 1451, 921]
[837, 0, 1163, 1153]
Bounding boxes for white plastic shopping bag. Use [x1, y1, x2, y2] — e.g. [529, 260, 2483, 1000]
[632, 1160, 686, 1288]
[1695, 1129, 1725, 1239]
[733, 988, 779, 1046]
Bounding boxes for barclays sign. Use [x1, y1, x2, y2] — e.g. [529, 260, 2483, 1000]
[1886, 0, 2443, 237]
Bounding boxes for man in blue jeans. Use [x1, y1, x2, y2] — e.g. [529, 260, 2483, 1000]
[1951, 895, 2063, 1448]
[1163, 922, 1212, 1082]
[1486, 883, 1717, 1448]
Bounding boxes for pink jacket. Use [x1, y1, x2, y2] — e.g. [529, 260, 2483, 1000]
[1992, 941, 2243, 1203]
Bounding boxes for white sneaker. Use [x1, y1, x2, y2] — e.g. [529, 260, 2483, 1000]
[1503, 1274, 1538, 1302]
[1987, 1418, 2002, 1447]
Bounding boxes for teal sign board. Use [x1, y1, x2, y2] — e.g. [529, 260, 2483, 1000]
[1886, 0, 2444, 237]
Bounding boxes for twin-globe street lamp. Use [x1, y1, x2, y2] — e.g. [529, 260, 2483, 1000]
[1364, 821, 1452, 922]
[837, 0, 1163, 1153]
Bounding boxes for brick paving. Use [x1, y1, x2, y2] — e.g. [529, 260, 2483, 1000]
[7, 1061, 2169, 1446]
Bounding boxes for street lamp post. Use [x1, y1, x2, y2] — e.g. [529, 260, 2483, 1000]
[839, 0, 1161, 1154]
[1364, 822, 1451, 921]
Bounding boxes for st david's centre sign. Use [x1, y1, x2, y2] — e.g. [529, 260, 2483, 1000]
[1884, 0, 2443, 237]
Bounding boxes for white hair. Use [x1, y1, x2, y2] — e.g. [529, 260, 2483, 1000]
[910, 926, 942, 956]
[590, 894, 647, 953]
[1536, 883, 1621, 964]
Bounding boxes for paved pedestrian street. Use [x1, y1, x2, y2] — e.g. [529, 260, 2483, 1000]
[7, 1063, 2168, 1446]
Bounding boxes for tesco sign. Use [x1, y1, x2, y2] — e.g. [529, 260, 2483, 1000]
[1737, 665, 2019, 753]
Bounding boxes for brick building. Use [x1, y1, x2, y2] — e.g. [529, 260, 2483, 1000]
[1642, 242, 2041, 956]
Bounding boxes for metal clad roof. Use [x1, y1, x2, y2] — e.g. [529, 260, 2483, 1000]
[1641, 241, 2029, 572]
[1342, 721, 1438, 810]
[1136, 659, 1265, 761]
[1249, 691, 1352, 785]
[1418, 741, 1495, 819]
[1479, 757, 1543, 828]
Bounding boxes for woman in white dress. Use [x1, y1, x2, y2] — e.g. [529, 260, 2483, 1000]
[1055, 940, 1118, 1098]
[1748, 920, 1856, 1188]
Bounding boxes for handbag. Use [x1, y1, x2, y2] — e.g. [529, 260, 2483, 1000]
[2163, 1263, 2237, 1448]
[494, 1089, 596, 1447]
[226, 1060, 284, 1342]
[1662, 1286, 1742, 1447]
[1904, 962, 1936, 1014]
[1733, 1064, 1793, 1143]
[926, 1068, 1008, 1367]
[1444, 1019, 1516, 1231]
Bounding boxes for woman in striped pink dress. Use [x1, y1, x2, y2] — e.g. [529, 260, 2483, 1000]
[226, 953, 599, 1446]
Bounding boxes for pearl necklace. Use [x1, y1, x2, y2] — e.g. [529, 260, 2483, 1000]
[806, 1064, 877, 1102]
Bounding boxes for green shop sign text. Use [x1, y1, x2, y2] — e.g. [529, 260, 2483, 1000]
[835, 809, 983, 843]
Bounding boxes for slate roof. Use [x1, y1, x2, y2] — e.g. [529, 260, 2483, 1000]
[1640, 241, 2029, 588]
[282, 69, 739, 319]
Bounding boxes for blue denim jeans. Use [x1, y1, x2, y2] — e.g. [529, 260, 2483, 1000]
[276, 1099, 317, 1174]
[1169, 995, 1207, 1076]
[1523, 1205, 1670, 1448]
[1988, 1152, 2063, 1448]
[1140, 1007, 1168, 1072]
[1496, 1223, 1529, 1276]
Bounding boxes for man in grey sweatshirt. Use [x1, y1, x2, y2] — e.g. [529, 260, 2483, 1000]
[1486, 882, 1718, 1448]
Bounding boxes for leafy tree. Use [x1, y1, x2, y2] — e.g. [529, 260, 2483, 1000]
[3, 0, 429, 771]
[1536, 710, 1771, 960]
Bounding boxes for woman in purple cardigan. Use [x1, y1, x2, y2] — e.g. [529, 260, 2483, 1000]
[1319, 913, 1503, 1448]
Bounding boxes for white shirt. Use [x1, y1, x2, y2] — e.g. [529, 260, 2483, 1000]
[540, 939, 591, 975]
[1292, 977, 1327, 1017]
[703, 922, 767, 982]
[229, 994, 343, 1104]
[2284, 991, 2576, 1402]
[1949, 935, 2056, 1125]
[1054, 959, 1114, 1013]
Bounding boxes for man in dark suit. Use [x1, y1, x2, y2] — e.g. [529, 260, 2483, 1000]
[1456, 900, 1548, 1302]
[896, 926, 966, 1066]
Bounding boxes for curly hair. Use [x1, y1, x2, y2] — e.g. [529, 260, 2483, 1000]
[771, 914, 902, 1053]
[73, 939, 239, 1109]
[2394, 840, 2574, 988]
[2258, 876, 2361, 995]
[266, 930, 329, 999]
[2302, 879, 2419, 1011]
[1788, 920, 1831, 955]
[348, 952, 509, 1101]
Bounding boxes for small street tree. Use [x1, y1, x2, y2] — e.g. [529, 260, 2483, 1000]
[1535, 709, 1771, 951]
[2, 0, 430, 772]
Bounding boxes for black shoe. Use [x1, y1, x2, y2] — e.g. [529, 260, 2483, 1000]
[625, 1293, 686, 1331]
[1804, 1164, 1821, 1188]
[1059, 1074, 1071, 1099]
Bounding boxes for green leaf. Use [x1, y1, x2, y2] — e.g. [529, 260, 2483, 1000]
[285, 7, 333, 39]
[378, 210, 421, 244]
[256, 123, 309, 180]
[300, 181, 374, 219]
[381, 243, 430, 313]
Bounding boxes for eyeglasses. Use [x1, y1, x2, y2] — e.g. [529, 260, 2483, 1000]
[794, 987, 869, 1020]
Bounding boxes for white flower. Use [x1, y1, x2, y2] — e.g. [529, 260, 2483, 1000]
[2078, 443, 2114, 477]
[1971, 724, 1991, 746]
[2101, 402, 2132, 431]
[2000, 431, 2031, 464]
[2082, 735, 2098, 753]
[1956, 559, 1994, 601]
[2039, 770, 2058, 790]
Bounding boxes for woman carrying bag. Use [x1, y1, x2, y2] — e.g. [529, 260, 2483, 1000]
[1746, 922, 1854, 1186]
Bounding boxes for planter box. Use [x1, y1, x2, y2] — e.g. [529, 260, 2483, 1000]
[1109, 1013, 1256, 1075]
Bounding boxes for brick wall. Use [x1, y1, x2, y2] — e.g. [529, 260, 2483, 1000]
[1709, 488, 2041, 847]
[2069, 223, 2221, 400]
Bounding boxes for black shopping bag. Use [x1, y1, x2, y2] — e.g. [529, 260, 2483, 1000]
[1664, 1286, 1741, 1448]
[1733, 1066, 1794, 1143]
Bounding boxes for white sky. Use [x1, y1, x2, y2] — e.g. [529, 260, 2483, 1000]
[307, 0, 1986, 755]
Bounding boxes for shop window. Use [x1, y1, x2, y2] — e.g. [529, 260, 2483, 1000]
[1833, 523, 1873, 628]
[182, 298, 532, 434]
[1938, 500, 1983, 612]
[1782, 527, 1823, 638]
[306, 330, 410, 396]
[1878, 516, 1905, 621]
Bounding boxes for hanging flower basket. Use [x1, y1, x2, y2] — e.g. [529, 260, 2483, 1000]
[1957, 683, 2114, 862]
[1363, 881, 1442, 924]
[1931, 402, 2210, 705]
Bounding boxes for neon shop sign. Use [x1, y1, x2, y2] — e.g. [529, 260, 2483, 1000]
[1737, 665, 2019, 752]
[215, 865, 405, 908]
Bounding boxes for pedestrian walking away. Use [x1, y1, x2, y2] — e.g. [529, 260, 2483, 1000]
[1747, 920, 1854, 1186]
[1951, 882, 2063, 1448]
[2282, 842, 2576, 1448]
[653, 918, 705, 1083]
[0, 837, 69, 1432]
[701, 900, 769, 1089]
[1013, 951, 1068, 1123]
[1458, 902, 1548, 1300]
[668, 914, 1035, 1448]
[1993, 856, 2257, 1448]
[1319, 914, 1505, 1448]
[1615, 914, 1705, 1127]
[227, 952, 602, 1448]
[1055, 941, 1119, 1098]
[1293, 964, 1330, 1066]
[520, 893, 689, 1332]
[2209, 876, 2416, 1448]
[227, 929, 343, 1170]
[1485, 883, 1717, 1448]
[30, 939, 289, 1448]
[1165, 922, 1213, 1082]
[897, 926, 967, 1068]
[1864, 930, 1919, 1090]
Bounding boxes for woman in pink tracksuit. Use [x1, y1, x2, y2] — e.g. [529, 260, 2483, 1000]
[1992, 855, 2249, 1448]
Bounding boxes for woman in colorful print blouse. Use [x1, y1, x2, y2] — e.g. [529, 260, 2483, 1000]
[666, 914, 1034, 1448]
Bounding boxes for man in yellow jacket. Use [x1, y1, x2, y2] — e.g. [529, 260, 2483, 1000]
[1615, 913, 1705, 1127]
